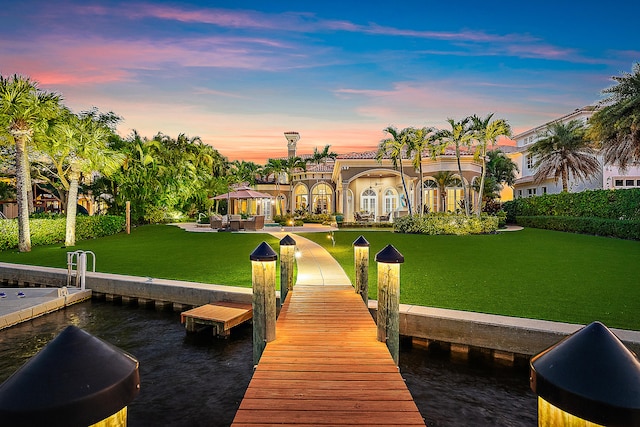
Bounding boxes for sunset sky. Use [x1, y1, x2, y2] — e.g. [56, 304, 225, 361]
[2, 1, 639, 162]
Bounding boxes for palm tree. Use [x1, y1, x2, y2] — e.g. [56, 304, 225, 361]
[310, 144, 338, 165]
[470, 114, 512, 216]
[529, 120, 600, 192]
[282, 156, 307, 213]
[377, 126, 413, 216]
[264, 158, 286, 216]
[431, 171, 458, 212]
[407, 126, 439, 216]
[472, 149, 519, 204]
[436, 118, 474, 215]
[0, 75, 60, 252]
[589, 62, 640, 170]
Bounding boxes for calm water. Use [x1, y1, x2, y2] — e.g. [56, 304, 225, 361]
[0, 301, 537, 426]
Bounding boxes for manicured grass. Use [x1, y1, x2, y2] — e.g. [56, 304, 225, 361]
[300, 229, 640, 331]
[0, 225, 280, 288]
[1, 225, 639, 330]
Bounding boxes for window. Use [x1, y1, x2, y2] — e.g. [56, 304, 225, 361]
[361, 188, 377, 214]
[615, 179, 624, 187]
[542, 187, 547, 194]
[383, 189, 397, 214]
[637, 180, 640, 186]
[517, 190, 522, 198]
[526, 155, 534, 170]
[626, 180, 635, 186]
[422, 180, 438, 213]
[527, 188, 536, 197]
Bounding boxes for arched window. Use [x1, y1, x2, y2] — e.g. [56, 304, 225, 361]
[360, 188, 377, 215]
[446, 177, 464, 212]
[422, 180, 438, 214]
[312, 182, 332, 214]
[294, 184, 308, 212]
[383, 189, 397, 214]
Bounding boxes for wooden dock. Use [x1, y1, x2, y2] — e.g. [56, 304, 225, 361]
[232, 285, 425, 426]
[180, 301, 252, 337]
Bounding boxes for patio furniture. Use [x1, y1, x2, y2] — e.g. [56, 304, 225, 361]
[377, 213, 390, 222]
[230, 220, 242, 231]
[244, 215, 265, 231]
[354, 212, 371, 222]
[210, 216, 223, 230]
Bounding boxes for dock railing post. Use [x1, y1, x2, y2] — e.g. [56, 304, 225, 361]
[375, 244, 404, 366]
[353, 236, 369, 306]
[279, 235, 296, 308]
[530, 321, 640, 426]
[250, 242, 278, 366]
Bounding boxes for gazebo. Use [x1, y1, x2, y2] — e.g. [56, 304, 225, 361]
[212, 186, 274, 219]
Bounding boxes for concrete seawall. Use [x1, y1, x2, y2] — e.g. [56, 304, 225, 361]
[2, 262, 639, 358]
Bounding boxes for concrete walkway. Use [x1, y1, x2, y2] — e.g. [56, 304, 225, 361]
[268, 231, 351, 286]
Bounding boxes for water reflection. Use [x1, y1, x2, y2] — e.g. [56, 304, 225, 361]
[0, 301, 536, 426]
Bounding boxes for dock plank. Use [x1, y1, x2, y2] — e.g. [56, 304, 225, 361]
[231, 285, 425, 426]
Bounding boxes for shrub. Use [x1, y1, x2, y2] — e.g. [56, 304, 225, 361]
[516, 216, 640, 240]
[0, 215, 126, 251]
[393, 213, 499, 235]
[503, 189, 640, 222]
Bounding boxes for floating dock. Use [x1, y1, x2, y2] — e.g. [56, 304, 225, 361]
[181, 301, 253, 337]
[0, 287, 92, 330]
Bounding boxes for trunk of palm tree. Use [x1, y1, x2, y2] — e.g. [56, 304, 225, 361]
[24, 148, 34, 214]
[561, 166, 569, 192]
[398, 160, 413, 216]
[65, 168, 80, 247]
[14, 135, 32, 252]
[418, 163, 424, 216]
[455, 146, 470, 216]
[476, 152, 487, 217]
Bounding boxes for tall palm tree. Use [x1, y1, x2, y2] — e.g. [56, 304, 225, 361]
[471, 114, 512, 216]
[436, 118, 474, 215]
[407, 126, 439, 216]
[589, 62, 640, 170]
[282, 156, 307, 213]
[529, 119, 600, 192]
[377, 126, 413, 216]
[0, 75, 60, 252]
[40, 110, 124, 246]
[310, 144, 338, 165]
[264, 158, 286, 216]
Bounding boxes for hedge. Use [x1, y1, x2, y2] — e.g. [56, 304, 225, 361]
[0, 215, 126, 251]
[515, 216, 640, 240]
[503, 188, 640, 222]
[393, 213, 499, 235]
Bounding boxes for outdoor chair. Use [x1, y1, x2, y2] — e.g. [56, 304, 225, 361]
[377, 213, 390, 222]
[244, 215, 265, 231]
[230, 220, 242, 231]
[210, 215, 223, 230]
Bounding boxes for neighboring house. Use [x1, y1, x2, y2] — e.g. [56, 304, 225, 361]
[510, 106, 640, 198]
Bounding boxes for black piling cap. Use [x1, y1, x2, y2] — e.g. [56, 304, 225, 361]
[375, 244, 404, 263]
[0, 325, 140, 427]
[353, 235, 370, 247]
[530, 321, 640, 426]
[250, 241, 278, 261]
[280, 234, 296, 246]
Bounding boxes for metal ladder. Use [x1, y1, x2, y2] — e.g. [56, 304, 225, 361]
[66, 250, 96, 290]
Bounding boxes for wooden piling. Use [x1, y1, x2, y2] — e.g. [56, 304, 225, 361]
[353, 236, 369, 306]
[279, 235, 296, 309]
[375, 244, 404, 366]
[251, 242, 278, 366]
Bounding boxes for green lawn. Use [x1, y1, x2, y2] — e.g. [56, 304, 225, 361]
[300, 229, 640, 331]
[1, 225, 639, 330]
[0, 225, 280, 288]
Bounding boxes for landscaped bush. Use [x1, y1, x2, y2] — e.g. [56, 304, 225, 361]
[302, 213, 332, 224]
[272, 215, 304, 226]
[0, 215, 126, 250]
[516, 216, 640, 240]
[393, 213, 499, 235]
[503, 188, 640, 222]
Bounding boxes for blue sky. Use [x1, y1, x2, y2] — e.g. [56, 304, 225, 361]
[1, 0, 638, 162]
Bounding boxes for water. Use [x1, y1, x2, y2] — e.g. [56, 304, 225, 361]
[0, 301, 537, 426]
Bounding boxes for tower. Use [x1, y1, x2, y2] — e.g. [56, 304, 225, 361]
[284, 131, 300, 158]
